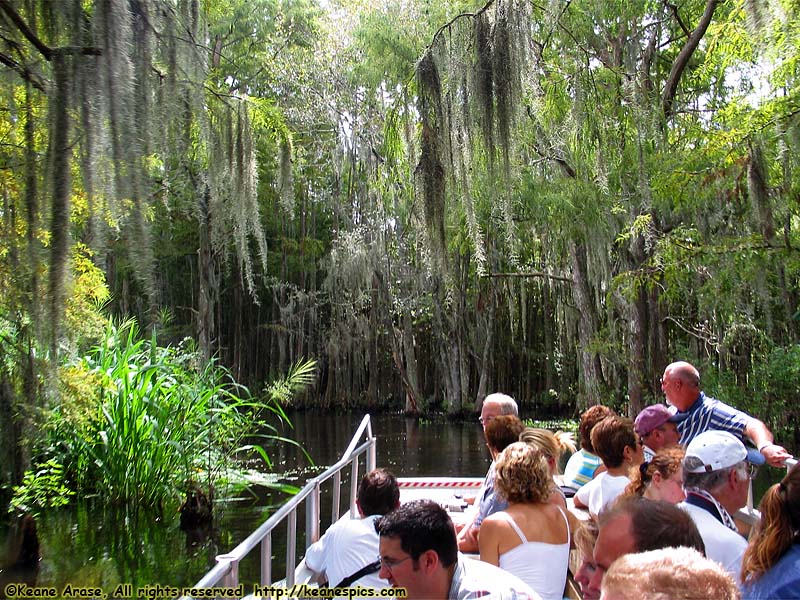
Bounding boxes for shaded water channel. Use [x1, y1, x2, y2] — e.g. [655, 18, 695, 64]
[0, 411, 490, 595]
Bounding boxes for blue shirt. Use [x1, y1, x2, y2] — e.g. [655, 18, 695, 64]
[741, 543, 800, 599]
[671, 392, 753, 446]
[474, 463, 507, 528]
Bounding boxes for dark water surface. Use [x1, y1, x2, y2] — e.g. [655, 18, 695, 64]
[0, 411, 490, 594]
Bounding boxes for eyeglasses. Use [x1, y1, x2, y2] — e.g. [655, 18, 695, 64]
[378, 554, 412, 571]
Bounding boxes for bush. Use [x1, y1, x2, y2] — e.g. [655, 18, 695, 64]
[23, 319, 314, 510]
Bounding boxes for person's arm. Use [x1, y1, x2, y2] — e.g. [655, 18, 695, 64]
[478, 518, 500, 566]
[304, 536, 327, 578]
[573, 481, 591, 509]
[745, 419, 792, 467]
[457, 521, 479, 553]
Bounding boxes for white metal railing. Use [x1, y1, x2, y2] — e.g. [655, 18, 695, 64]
[181, 414, 376, 599]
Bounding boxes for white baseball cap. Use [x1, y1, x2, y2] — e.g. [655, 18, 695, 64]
[683, 430, 765, 473]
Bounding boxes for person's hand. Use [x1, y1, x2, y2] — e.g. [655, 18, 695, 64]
[760, 443, 793, 467]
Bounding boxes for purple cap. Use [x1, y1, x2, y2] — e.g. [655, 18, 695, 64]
[634, 404, 672, 437]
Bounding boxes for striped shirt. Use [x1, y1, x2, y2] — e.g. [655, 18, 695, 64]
[671, 392, 753, 446]
[562, 449, 603, 490]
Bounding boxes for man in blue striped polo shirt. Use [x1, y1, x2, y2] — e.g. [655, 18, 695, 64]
[661, 361, 792, 467]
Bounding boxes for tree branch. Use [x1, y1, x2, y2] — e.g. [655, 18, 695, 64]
[0, 0, 52, 60]
[662, 0, 719, 119]
[483, 271, 573, 283]
[664, 1, 690, 36]
[0, 51, 45, 91]
[428, 0, 495, 52]
[0, 0, 101, 62]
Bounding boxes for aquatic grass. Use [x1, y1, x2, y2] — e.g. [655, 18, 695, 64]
[26, 319, 315, 510]
[523, 418, 578, 433]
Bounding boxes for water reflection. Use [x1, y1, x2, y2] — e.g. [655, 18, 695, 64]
[0, 411, 489, 591]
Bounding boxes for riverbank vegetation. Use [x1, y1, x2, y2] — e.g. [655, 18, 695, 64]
[1, 0, 799, 506]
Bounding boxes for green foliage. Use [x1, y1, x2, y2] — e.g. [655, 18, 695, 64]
[265, 358, 317, 405]
[10, 459, 74, 517]
[31, 319, 313, 508]
[523, 418, 578, 434]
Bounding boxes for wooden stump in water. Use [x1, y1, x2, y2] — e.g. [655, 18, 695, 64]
[4, 513, 40, 567]
[179, 484, 213, 529]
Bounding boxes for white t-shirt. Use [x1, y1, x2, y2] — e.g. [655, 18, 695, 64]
[679, 501, 747, 579]
[304, 514, 386, 591]
[574, 472, 629, 518]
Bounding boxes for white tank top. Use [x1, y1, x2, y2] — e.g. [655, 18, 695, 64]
[497, 507, 571, 600]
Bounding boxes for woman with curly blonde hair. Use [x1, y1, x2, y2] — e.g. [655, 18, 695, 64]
[741, 462, 800, 599]
[623, 446, 685, 504]
[479, 442, 570, 600]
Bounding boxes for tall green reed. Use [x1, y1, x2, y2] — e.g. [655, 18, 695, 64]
[23, 319, 314, 510]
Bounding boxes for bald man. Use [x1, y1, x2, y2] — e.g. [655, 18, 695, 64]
[661, 361, 791, 467]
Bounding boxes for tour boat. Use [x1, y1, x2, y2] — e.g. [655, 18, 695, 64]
[180, 414, 795, 600]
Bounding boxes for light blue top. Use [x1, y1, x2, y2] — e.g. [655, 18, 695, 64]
[562, 449, 602, 490]
[741, 543, 800, 599]
[474, 463, 508, 528]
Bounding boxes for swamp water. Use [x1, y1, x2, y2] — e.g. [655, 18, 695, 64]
[0, 411, 489, 595]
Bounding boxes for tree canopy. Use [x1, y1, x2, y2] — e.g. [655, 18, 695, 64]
[1, 0, 799, 492]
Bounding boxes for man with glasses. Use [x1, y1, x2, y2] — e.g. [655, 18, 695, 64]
[661, 361, 791, 466]
[679, 430, 765, 579]
[376, 500, 538, 599]
[456, 393, 518, 552]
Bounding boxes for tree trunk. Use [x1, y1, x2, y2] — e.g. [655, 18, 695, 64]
[569, 241, 604, 406]
[47, 54, 72, 357]
[197, 186, 216, 361]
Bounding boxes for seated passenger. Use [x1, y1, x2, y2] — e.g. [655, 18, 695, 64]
[458, 414, 524, 552]
[305, 468, 399, 590]
[741, 461, 800, 599]
[583, 496, 705, 599]
[574, 415, 643, 518]
[456, 394, 518, 550]
[563, 405, 616, 492]
[479, 442, 570, 600]
[623, 446, 685, 504]
[573, 520, 600, 600]
[633, 404, 680, 462]
[375, 499, 539, 600]
[519, 427, 576, 508]
[661, 360, 791, 466]
[679, 430, 765, 580]
[601, 547, 739, 600]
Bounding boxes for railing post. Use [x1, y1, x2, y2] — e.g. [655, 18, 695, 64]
[286, 508, 298, 586]
[367, 434, 376, 474]
[261, 531, 272, 585]
[306, 479, 321, 549]
[215, 553, 239, 588]
[332, 471, 342, 523]
[350, 458, 360, 518]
